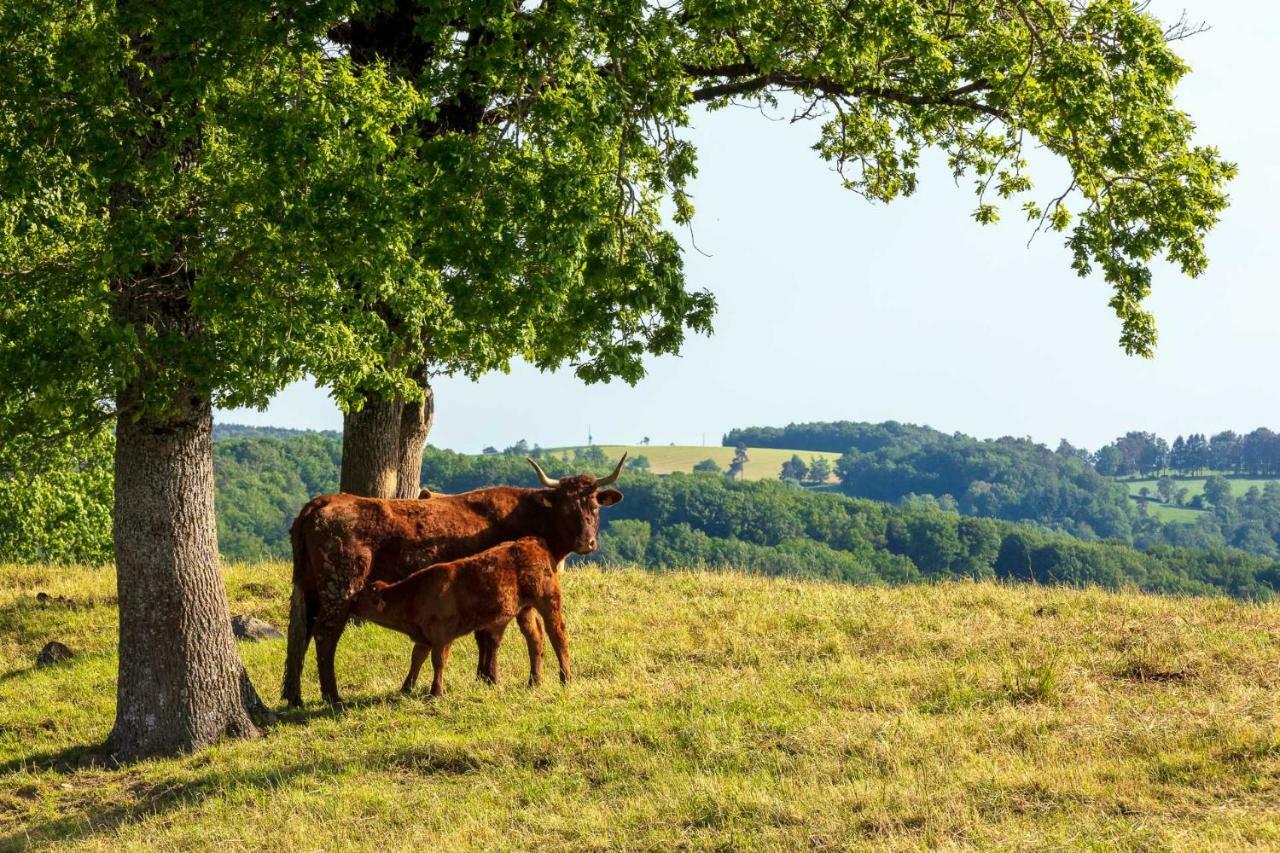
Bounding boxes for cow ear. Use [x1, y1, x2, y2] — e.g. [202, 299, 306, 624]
[597, 488, 623, 507]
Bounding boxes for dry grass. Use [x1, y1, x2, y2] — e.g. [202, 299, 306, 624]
[1, 562, 1278, 850]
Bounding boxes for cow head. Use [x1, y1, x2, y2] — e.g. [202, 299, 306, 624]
[527, 455, 625, 554]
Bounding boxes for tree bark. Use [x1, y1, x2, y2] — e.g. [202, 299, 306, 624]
[340, 398, 404, 498]
[109, 391, 269, 761]
[393, 382, 434, 498]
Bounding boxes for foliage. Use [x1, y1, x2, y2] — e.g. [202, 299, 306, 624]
[0, 428, 112, 564]
[9, 427, 1280, 601]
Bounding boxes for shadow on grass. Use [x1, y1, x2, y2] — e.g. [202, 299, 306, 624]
[0, 689, 474, 847]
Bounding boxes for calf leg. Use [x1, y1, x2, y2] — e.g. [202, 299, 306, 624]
[518, 608, 545, 687]
[430, 641, 452, 697]
[484, 628, 504, 684]
[535, 596, 571, 685]
[473, 630, 494, 683]
[402, 641, 430, 694]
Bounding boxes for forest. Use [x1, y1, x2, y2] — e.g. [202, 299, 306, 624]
[4, 426, 1276, 602]
[727, 421, 1280, 558]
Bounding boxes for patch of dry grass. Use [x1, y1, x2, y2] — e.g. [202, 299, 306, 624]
[1, 563, 1278, 849]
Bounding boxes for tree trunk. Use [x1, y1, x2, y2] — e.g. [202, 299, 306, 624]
[393, 382, 434, 499]
[340, 398, 404, 498]
[109, 392, 270, 761]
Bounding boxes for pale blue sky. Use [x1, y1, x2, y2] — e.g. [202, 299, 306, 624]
[220, 0, 1280, 453]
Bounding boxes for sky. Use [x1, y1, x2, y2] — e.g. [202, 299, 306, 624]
[219, 1, 1280, 454]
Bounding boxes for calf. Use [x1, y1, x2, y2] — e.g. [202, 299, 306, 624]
[354, 537, 570, 697]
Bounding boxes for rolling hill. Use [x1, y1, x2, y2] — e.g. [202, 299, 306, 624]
[2, 562, 1278, 848]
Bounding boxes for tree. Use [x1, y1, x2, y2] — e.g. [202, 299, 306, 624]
[641, 437, 652, 446]
[693, 458, 722, 475]
[627, 455, 652, 472]
[806, 457, 832, 484]
[1156, 477, 1176, 505]
[727, 443, 749, 480]
[780, 454, 808, 483]
[0, 1, 436, 759]
[334, 0, 1234, 498]
[1203, 476, 1233, 508]
[1, 0, 1235, 759]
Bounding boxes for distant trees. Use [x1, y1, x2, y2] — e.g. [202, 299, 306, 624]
[693, 459, 722, 475]
[727, 444, 749, 480]
[1203, 476, 1232, 507]
[780, 455, 808, 482]
[807, 457, 832, 484]
[1116, 429, 1280, 477]
[627, 455, 652, 472]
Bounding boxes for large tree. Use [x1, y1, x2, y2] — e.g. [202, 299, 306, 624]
[330, 0, 1233, 497]
[0, 0, 1234, 759]
[0, 1, 436, 758]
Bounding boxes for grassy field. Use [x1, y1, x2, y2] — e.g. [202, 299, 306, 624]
[2, 563, 1279, 849]
[1121, 476, 1278, 523]
[545, 444, 842, 482]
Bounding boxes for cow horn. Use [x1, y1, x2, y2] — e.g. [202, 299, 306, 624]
[527, 457, 560, 488]
[597, 453, 627, 486]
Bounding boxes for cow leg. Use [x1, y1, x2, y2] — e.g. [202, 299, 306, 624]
[535, 597, 570, 685]
[313, 599, 353, 708]
[401, 641, 430, 694]
[474, 630, 496, 684]
[314, 629, 345, 708]
[430, 641, 452, 697]
[517, 608, 545, 688]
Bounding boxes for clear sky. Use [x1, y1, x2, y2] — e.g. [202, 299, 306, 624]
[219, 0, 1280, 454]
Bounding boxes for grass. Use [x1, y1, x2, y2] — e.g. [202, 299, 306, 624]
[1121, 476, 1278, 523]
[2, 563, 1280, 849]
[543, 444, 842, 482]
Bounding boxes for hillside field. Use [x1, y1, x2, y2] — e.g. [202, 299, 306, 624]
[545, 444, 841, 481]
[1122, 476, 1278, 523]
[2, 564, 1279, 848]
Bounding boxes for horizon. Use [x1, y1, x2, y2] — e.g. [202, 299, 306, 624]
[218, 0, 1280, 456]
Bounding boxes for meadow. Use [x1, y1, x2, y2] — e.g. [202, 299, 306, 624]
[547, 445, 842, 482]
[2, 562, 1279, 849]
[1122, 476, 1279, 522]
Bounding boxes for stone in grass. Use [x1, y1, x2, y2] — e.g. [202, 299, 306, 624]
[35, 641, 74, 668]
[231, 614, 282, 641]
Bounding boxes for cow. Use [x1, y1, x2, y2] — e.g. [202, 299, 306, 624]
[283, 455, 624, 707]
[353, 536, 570, 697]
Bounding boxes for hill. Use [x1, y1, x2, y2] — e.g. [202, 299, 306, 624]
[545, 444, 841, 481]
[2, 563, 1278, 848]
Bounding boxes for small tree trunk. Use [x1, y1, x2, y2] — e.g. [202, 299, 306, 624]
[393, 382, 434, 499]
[340, 398, 403, 498]
[109, 392, 268, 761]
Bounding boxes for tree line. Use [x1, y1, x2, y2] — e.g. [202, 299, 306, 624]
[729, 421, 1280, 558]
[10, 428, 1277, 601]
[1092, 430, 1280, 477]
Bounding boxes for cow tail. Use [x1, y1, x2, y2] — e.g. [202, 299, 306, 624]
[282, 518, 311, 706]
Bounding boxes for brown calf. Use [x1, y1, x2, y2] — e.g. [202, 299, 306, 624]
[284, 456, 623, 707]
[354, 537, 570, 697]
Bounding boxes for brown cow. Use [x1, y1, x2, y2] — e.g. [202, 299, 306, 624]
[283, 456, 624, 707]
[354, 536, 570, 697]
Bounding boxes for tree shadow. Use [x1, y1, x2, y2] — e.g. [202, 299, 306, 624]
[1, 703, 486, 847]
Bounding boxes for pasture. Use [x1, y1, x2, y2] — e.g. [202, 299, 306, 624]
[2, 563, 1279, 849]
[547, 444, 842, 482]
[1122, 476, 1278, 522]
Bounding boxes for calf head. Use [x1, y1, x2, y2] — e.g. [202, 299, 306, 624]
[527, 455, 625, 554]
